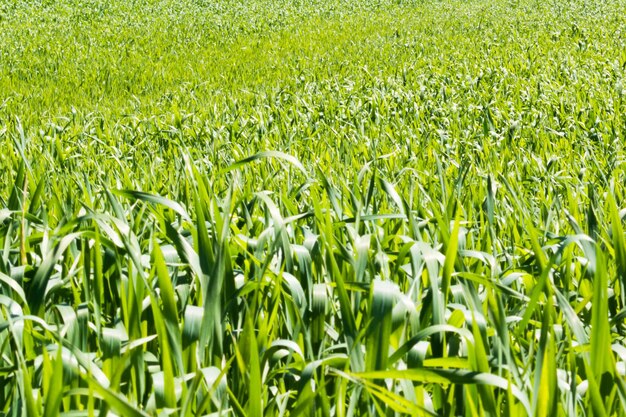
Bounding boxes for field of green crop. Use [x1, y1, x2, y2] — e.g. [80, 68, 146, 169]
[2, 0, 626, 415]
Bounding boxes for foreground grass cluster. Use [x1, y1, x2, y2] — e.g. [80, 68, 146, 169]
[2, 0, 626, 415]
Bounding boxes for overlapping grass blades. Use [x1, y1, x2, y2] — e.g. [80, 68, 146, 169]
[2, 0, 626, 415]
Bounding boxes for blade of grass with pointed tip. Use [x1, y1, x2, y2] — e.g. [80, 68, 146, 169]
[114, 189, 191, 222]
[222, 151, 307, 176]
[351, 368, 530, 414]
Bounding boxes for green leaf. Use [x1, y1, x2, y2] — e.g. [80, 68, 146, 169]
[222, 151, 307, 176]
[114, 190, 191, 221]
[351, 368, 530, 414]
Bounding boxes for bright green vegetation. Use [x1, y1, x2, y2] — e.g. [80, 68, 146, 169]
[2, 0, 626, 415]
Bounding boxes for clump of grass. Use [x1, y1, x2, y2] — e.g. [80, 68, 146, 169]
[2, 0, 626, 415]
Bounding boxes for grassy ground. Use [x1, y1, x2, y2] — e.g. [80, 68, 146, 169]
[1, 0, 626, 415]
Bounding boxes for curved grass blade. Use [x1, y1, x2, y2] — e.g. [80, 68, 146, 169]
[222, 151, 307, 176]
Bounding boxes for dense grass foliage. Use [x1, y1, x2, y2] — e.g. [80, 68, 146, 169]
[2, 0, 626, 415]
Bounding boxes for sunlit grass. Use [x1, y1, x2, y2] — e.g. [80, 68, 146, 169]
[1, 0, 626, 416]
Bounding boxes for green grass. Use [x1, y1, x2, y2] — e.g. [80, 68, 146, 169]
[1, 0, 626, 415]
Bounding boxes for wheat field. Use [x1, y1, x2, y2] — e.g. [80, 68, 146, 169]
[1, 0, 626, 415]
